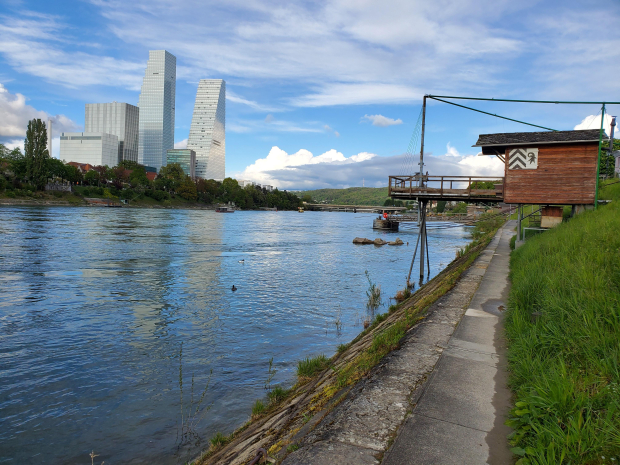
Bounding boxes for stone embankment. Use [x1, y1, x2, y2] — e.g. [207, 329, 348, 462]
[198, 227, 503, 465]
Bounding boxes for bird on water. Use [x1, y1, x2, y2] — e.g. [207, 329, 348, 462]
[232, 285, 237, 292]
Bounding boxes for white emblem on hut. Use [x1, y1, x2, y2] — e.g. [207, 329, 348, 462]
[509, 148, 538, 170]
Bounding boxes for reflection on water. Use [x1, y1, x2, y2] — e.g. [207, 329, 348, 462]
[0, 207, 471, 464]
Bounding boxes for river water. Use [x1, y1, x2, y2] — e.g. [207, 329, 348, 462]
[0, 207, 471, 464]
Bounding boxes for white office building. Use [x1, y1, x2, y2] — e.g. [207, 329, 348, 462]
[85, 102, 139, 164]
[187, 79, 225, 180]
[60, 132, 118, 167]
[138, 50, 176, 171]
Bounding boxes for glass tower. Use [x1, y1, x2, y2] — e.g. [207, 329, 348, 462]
[138, 50, 176, 171]
[85, 102, 139, 164]
[187, 79, 225, 180]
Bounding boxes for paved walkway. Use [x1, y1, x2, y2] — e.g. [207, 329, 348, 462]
[382, 221, 515, 465]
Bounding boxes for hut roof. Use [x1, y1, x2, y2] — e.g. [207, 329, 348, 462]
[473, 129, 605, 148]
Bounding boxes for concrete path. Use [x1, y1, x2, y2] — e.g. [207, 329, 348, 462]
[382, 221, 515, 465]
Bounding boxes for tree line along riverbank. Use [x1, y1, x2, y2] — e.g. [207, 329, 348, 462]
[1, 137, 303, 210]
[504, 180, 620, 464]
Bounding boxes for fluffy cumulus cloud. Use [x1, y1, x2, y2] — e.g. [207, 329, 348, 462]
[575, 114, 617, 137]
[362, 114, 403, 127]
[0, 83, 79, 143]
[234, 143, 504, 190]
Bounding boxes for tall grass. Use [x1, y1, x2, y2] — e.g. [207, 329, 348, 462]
[505, 185, 620, 464]
[297, 354, 329, 378]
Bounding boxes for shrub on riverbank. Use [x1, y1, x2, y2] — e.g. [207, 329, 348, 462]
[505, 184, 620, 464]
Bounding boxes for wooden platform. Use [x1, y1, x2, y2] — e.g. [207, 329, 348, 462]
[389, 175, 504, 202]
[304, 204, 407, 213]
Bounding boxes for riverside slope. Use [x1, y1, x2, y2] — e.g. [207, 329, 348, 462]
[282, 222, 515, 465]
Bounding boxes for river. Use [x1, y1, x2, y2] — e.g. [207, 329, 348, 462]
[0, 207, 471, 464]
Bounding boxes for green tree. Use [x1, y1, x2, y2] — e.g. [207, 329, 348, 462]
[177, 177, 198, 200]
[64, 164, 83, 184]
[24, 118, 50, 190]
[118, 160, 143, 170]
[84, 170, 100, 186]
[436, 200, 447, 213]
[157, 163, 185, 192]
[47, 158, 67, 182]
[129, 166, 149, 187]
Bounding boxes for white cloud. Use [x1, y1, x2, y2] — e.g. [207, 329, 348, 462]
[574, 114, 617, 137]
[292, 83, 421, 107]
[0, 12, 144, 90]
[174, 138, 188, 149]
[324, 124, 340, 137]
[235, 146, 378, 188]
[234, 142, 504, 190]
[227, 90, 280, 112]
[362, 114, 403, 127]
[0, 83, 79, 141]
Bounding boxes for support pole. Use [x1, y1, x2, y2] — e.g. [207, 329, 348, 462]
[419, 96, 427, 186]
[517, 204, 522, 241]
[425, 219, 430, 276]
[406, 229, 422, 287]
[420, 200, 427, 281]
[595, 104, 606, 209]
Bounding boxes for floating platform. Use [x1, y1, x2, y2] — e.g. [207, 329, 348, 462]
[373, 219, 399, 231]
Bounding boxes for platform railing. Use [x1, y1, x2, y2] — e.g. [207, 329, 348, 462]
[389, 175, 504, 199]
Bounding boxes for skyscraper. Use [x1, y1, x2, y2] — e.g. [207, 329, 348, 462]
[187, 79, 225, 180]
[85, 102, 139, 164]
[138, 50, 176, 171]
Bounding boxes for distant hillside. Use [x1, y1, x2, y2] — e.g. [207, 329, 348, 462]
[303, 187, 390, 206]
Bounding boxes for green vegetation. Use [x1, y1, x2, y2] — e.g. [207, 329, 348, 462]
[451, 202, 468, 214]
[297, 355, 329, 379]
[470, 180, 501, 189]
[267, 386, 291, 404]
[286, 443, 300, 452]
[24, 119, 50, 190]
[302, 186, 390, 205]
[600, 139, 620, 178]
[505, 183, 620, 464]
[365, 270, 382, 314]
[1, 122, 303, 210]
[209, 432, 231, 448]
[471, 212, 506, 240]
[336, 343, 349, 354]
[251, 399, 265, 417]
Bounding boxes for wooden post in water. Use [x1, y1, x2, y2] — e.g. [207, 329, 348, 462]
[420, 200, 427, 281]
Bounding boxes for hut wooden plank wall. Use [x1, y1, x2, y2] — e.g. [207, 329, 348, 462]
[474, 129, 604, 206]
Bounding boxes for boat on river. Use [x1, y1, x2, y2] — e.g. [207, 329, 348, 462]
[215, 206, 234, 213]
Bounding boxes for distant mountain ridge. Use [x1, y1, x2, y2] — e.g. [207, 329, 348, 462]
[303, 187, 390, 206]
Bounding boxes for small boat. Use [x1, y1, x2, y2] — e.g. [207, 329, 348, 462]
[298, 207, 305, 213]
[216, 206, 234, 213]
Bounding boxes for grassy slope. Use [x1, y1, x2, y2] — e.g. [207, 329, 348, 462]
[505, 181, 620, 464]
[304, 187, 390, 205]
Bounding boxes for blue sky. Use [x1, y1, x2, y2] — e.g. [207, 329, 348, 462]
[1, 0, 619, 189]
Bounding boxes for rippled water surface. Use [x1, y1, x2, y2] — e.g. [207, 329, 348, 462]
[0, 207, 472, 464]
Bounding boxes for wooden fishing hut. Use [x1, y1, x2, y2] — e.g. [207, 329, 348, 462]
[474, 129, 605, 233]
